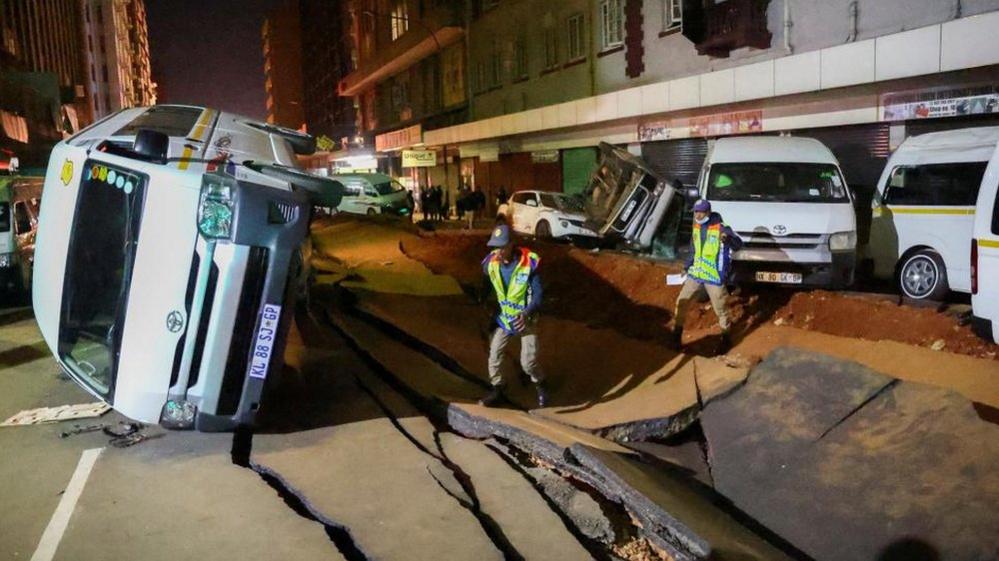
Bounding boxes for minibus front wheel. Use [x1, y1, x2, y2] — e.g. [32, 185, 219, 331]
[898, 249, 949, 301]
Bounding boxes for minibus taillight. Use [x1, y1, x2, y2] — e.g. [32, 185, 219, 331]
[971, 239, 979, 295]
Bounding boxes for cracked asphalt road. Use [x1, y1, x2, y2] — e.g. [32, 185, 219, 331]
[0, 307, 610, 561]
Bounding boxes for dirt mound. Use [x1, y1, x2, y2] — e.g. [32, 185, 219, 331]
[402, 230, 998, 360]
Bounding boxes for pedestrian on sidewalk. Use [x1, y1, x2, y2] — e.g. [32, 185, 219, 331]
[479, 224, 547, 408]
[670, 199, 743, 351]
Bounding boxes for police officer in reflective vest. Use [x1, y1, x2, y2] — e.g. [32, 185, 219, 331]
[671, 199, 742, 350]
[479, 224, 546, 407]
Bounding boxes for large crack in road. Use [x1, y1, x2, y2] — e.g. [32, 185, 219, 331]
[224, 305, 624, 561]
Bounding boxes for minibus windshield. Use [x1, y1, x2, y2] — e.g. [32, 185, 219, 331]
[0, 202, 9, 232]
[58, 162, 146, 397]
[372, 180, 405, 196]
[708, 163, 848, 203]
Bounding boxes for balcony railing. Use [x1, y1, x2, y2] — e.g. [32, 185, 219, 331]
[695, 0, 772, 58]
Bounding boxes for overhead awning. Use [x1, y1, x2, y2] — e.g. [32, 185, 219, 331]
[1, 111, 29, 144]
[338, 26, 463, 97]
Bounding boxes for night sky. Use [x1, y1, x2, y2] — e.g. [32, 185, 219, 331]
[146, 0, 284, 120]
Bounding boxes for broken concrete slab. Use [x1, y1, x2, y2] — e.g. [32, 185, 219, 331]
[570, 445, 795, 561]
[702, 347, 999, 561]
[488, 441, 620, 546]
[55, 433, 342, 561]
[439, 433, 595, 561]
[253, 421, 504, 561]
[310, 219, 463, 297]
[624, 440, 712, 487]
[703, 347, 895, 472]
[733, 325, 999, 408]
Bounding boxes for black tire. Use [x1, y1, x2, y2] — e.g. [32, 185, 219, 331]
[535, 220, 552, 240]
[366, 208, 377, 216]
[898, 249, 949, 301]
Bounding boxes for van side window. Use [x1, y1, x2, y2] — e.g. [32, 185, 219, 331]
[885, 163, 987, 206]
[13, 202, 31, 235]
[342, 182, 363, 197]
[993, 190, 999, 235]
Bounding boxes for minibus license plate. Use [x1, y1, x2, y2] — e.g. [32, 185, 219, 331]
[249, 304, 282, 379]
[755, 271, 802, 284]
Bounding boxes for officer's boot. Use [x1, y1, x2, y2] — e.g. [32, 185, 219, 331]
[669, 327, 684, 350]
[479, 385, 505, 407]
[535, 381, 549, 408]
[718, 331, 732, 354]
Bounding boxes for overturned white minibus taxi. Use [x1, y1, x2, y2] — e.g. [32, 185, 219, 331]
[34, 105, 342, 430]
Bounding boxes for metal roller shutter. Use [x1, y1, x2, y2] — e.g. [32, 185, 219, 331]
[562, 147, 598, 195]
[640, 138, 708, 191]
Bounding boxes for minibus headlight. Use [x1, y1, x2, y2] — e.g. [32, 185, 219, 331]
[198, 175, 236, 239]
[159, 399, 197, 430]
[0, 253, 11, 268]
[829, 231, 857, 251]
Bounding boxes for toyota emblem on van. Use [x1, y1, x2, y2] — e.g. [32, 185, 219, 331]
[772, 224, 787, 235]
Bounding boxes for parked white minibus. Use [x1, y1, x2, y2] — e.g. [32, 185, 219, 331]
[695, 136, 857, 287]
[869, 127, 999, 300]
[34, 105, 342, 430]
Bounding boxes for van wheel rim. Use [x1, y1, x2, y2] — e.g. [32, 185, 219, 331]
[903, 258, 936, 297]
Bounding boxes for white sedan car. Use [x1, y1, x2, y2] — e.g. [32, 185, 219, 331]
[501, 190, 598, 240]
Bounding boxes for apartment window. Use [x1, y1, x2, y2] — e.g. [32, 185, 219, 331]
[87, 35, 93, 53]
[90, 64, 95, 82]
[543, 25, 558, 69]
[85, 3, 90, 22]
[391, 0, 409, 40]
[96, 4, 102, 23]
[101, 64, 108, 83]
[566, 14, 584, 61]
[662, 0, 682, 30]
[513, 37, 528, 79]
[600, 0, 624, 50]
[99, 35, 105, 54]
[489, 43, 501, 87]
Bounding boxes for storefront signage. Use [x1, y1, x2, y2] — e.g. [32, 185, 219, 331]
[402, 149, 437, 168]
[531, 150, 560, 164]
[375, 124, 422, 152]
[638, 121, 670, 142]
[687, 110, 763, 137]
[881, 87, 999, 121]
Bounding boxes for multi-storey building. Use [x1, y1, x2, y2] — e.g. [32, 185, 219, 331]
[81, 0, 156, 119]
[365, 0, 999, 219]
[299, 0, 357, 147]
[338, 0, 469, 192]
[262, 0, 305, 130]
[0, 0, 89, 164]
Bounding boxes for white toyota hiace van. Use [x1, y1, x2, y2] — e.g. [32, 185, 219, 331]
[868, 127, 999, 300]
[34, 105, 342, 430]
[696, 136, 857, 287]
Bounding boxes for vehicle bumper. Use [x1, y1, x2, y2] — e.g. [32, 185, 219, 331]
[971, 315, 996, 344]
[731, 250, 856, 287]
[186, 182, 309, 431]
[552, 221, 599, 239]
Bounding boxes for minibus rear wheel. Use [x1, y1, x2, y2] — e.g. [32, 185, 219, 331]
[898, 249, 949, 301]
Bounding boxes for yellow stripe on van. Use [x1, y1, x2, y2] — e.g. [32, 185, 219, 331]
[979, 239, 999, 249]
[887, 206, 976, 216]
[178, 109, 216, 171]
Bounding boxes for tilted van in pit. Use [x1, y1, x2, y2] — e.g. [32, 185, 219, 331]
[34, 105, 342, 430]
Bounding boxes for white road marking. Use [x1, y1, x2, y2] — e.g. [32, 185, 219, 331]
[30, 448, 103, 561]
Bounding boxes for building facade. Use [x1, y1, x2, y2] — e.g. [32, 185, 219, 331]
[262, 0, 305, 130]
[338, 0, 469, 193]
[81, 0, 156, 120]
[299, 0, 357, 147]
[338, 0, 999, 219]
[0, 0, 90, 166]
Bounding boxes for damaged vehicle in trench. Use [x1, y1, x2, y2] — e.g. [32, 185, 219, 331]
[33, 105, 343, 431]
[581, 142, 684, 255]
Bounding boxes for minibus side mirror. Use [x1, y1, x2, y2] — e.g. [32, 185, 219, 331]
[133, 129, 169, 161]
[685, 187, 700, 200]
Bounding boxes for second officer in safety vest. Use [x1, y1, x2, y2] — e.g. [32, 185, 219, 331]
[479, 224, 546, 408]
[671, 199, 743, 351]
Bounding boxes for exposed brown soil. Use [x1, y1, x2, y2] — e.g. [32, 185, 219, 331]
[401, 229, 998, 360]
